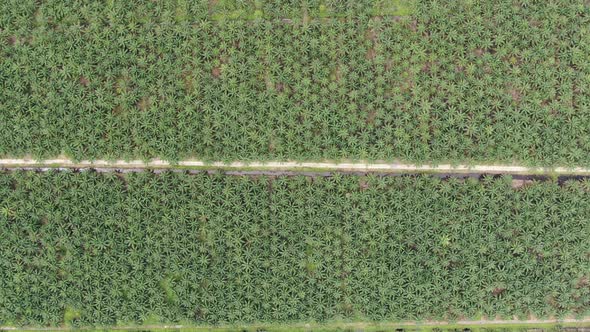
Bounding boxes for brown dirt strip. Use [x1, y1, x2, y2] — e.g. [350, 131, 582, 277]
[1, 158, 590, 175]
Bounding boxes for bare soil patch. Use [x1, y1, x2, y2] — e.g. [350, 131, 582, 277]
[212, 67, 222, 78]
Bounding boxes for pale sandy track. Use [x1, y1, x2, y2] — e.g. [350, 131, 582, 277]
[1, 318, 589, 331]
[1, 158, 590, 175]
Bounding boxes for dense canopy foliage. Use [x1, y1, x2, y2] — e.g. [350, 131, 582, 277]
[1, 1, 589, 164]
[0, 171, 588, 326]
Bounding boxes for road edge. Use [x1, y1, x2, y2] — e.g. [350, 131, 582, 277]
[1, 159, 590, 175]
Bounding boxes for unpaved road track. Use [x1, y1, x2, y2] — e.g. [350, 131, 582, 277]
[1, 158, 590, 175]
[1, 318, 589, 331]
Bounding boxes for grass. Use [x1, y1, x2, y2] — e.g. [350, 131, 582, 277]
[374, 0, 416, 16]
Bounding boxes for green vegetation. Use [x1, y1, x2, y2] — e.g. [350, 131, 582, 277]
[1, 0, 589, 328]
[1, 1, 589, 164]
[0, 171, 588, 326]
[5, 326, 590, 332]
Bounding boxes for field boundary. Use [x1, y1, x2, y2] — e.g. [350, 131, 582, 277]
[1, 158, 590, 176]
[1, 318, 590, 331]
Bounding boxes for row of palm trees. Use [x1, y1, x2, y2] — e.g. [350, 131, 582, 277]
[1, 170, 588, 325]
[1, 1, 589, 165]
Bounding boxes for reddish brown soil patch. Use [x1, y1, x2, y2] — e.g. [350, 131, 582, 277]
[400, 70, 415, 92]
[409, 20, 418, 32]
[474, 48, 485, 57]
[366, 110, 377, 125]
[422, 61, 432, 73]
[359, 178, 370, 191]
[342, 303, 353, 315]
[302, 7, 310, 25]
[7, 36, 17, 45]
[385, 59, 393, 71]
[183, 72, 194, 92]
[511, 179, 533, 188]
[366, 48, 376, 60]
[529, 248, 544, 261]
[275, 82, 284, 92]
[529, 19, 541, 28]
[331, 65, 342, 82]
[297, 114, 305, 124]
[509, 89, 521, 103]
[576, 276, 589, 288]
[264, 70, 273, 90]
[78, 76, 90, 87]
[366, 28, 377, 42]
[546, 295, 559, 309]
[212, 67, 221, 78]
[112, 105, 123, 115]
[492, 287, 506, 296]
[208, 0, 218, 11]
[137, 96, 151, 112]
